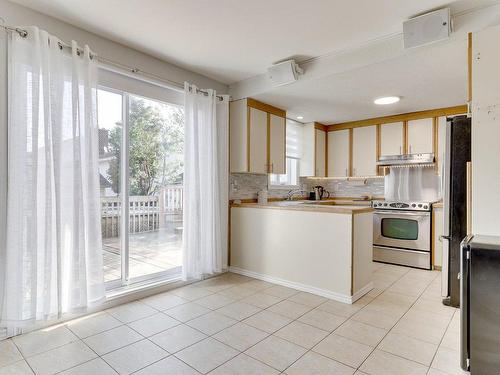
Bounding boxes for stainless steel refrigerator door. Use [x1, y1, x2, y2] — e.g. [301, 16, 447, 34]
[441, 119, 452, 297]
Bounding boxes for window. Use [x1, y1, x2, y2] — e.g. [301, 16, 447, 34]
[269, 119, 302, 188]
[97, 83, 184, 289]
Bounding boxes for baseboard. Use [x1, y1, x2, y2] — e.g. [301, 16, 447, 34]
[351, 282, 374, 303]
[229, 266, 372, 304]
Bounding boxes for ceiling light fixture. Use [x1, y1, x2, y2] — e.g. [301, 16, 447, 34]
[374, 96, 401, 105]
[296, 116, 304, 120]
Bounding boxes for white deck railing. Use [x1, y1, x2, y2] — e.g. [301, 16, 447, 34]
[160, 185, 183, 213]
[101, 185, 183, 238]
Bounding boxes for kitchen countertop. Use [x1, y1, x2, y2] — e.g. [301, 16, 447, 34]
[232, 200, 373, 214]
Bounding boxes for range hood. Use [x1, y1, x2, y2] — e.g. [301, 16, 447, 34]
[377, 153, 435, 166]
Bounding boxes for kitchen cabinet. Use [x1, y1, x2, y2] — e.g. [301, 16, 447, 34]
[407, 118, 433, 154]
[229, 98, 286, 174]
[231, 205, 373, 303]
[315, 129, 326, 177]
[327, 129, 350, 177]
[300, 123, 326, 177]
[249, 107, 268, 174]
[433, 205, 443, 269]
[269, 114, 286, 174]
[352, 125, 377, 176]
[380, 122, 404, 156]
[229, 100, 248, 173]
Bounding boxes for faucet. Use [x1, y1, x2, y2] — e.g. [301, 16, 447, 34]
[286, 189, 306, 201]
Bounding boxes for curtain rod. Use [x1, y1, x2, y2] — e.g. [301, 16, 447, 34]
[1, 23, 226, 101]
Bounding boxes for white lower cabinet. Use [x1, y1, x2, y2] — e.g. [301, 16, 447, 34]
[352, 125, 377, 177]
[327, 129, 350, 177]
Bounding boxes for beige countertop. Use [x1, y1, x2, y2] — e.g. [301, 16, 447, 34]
[232, 200, 374, 214]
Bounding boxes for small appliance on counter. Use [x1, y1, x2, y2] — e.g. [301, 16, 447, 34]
[309, 185, 330, 201]
[461, 235, 500, 374]
[372, 200, 435, 270]
[257, 189, 268, 204]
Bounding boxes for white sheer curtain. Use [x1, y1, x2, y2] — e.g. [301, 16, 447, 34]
[183, 82, 229, 280]
[0, 27, 105, 329]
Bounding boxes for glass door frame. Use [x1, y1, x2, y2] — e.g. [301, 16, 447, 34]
[101, 87, 183, 291]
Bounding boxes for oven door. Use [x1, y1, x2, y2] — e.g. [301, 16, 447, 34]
[373, 210, 431, 251]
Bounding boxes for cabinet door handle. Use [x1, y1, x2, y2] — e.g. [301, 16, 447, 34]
[409, 145, 412, 154]
[345, 168, 348, 177]
[399, 146, 402, 154]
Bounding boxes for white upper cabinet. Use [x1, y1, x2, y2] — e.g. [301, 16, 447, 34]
[380, 122, 404, 156]
[328, 129, 350, 177]
[300, 123, 326, 177]
[229, 100, 248, 173]
[352, 125, 377, 177]
[248, 107, 268, 174]
[269, 114, 286, 174]
[229, 99, 286, 174]
[407, 118, 433, 154]
[315, 129, 326, 177]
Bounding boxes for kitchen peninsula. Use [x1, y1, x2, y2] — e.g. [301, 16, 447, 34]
[230, 201, 374, 304]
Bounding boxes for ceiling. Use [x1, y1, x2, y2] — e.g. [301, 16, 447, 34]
[8, 0, 499, 123]
[254, 37, 467, 124]
[8, 0, 491, 85]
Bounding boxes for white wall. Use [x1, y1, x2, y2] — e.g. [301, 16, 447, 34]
[0, 0, 228, 304]
[0, 0, 227, 93]
[471, 24, 500, 236]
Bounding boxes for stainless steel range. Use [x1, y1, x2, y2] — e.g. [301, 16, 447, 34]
[372, 200, 433, 270]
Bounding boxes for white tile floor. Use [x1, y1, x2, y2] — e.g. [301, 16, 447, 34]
[0, 264, 468, 375]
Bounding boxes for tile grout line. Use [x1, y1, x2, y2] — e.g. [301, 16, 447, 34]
[8, 268, 455, 375]
[356, 270, 445, 372]
[125, 281, 288, 374]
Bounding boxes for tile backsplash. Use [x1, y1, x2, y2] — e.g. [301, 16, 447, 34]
[304, 177, 385, 198]
[229, 173, 384, 200]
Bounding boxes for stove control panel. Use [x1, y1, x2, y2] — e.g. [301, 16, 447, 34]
[372, 200, 432, 211]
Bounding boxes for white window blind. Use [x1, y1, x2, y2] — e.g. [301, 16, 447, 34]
[269, 119, 303, 188]
[286, 120, 303, 159]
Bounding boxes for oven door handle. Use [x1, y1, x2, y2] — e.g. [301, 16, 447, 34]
[374, 211, 430, 217]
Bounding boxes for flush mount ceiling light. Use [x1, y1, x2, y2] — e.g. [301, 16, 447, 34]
[296, 116, 304, 120]
[374, 96, 401, 105]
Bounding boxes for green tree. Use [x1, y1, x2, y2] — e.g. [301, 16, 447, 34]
[107, 97, 184, 196]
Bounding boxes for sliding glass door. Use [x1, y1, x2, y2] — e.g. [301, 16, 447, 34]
[98, 88, 184, 289]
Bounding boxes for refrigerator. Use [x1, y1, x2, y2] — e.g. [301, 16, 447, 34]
[441, 115, 471, 308]
[461, 235, 500, 374]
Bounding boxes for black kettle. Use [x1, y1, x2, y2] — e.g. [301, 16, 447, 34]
[312, 185, 330, 200]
